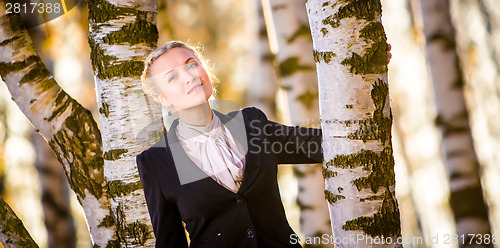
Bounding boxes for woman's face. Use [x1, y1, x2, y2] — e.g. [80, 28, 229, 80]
[150, 47, 213, 110]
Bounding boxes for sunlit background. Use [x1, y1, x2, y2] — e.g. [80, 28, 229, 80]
[1, 0, 499, 247]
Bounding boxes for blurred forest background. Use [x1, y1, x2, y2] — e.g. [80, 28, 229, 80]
[0, 0, 499, 247]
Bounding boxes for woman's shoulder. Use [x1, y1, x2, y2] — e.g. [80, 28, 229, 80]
[236, 106, 268, 121]
[137, 137, 170, 165]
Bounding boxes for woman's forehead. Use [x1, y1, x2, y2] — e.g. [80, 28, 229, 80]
[151, 47, 197, 75]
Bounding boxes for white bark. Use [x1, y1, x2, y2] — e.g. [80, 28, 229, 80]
[263, 0, 330, 239]
[244, 0, 278, 120]
[306, 0, 401, 246]
[450, 0, 500, 241]
[382, 0, 454, 246]
[0, 2, 115, 247]
[88, 0, 164, 246]
[419, 0, 491, 243]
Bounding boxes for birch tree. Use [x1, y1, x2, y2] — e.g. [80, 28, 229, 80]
[244, 0, 278, 120]
[86, 0, 164, 246]
[1, 0, 165, 246]
[262, 0, 331, 240]
[418, 0, 491, 245]
[383, 0, 449, 244]
[305, 0, 402, 245]
[0, 1, 118, 246]
[451, 0, 500, 238]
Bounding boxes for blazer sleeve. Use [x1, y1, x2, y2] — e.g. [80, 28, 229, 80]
[250, 107, 323, 164]
[136, 152, 188, 248]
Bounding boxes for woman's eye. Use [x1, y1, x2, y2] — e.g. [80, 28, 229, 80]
[168, 74, 177, 82]
[188, 62, 197, 69]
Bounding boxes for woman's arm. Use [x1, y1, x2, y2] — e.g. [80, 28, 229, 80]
[250, 107, 323, 164]
[136, 152, 188, 248]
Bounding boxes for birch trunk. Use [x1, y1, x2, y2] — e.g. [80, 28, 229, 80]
[305, 0, 402, 246]
[0, 196, 38, 248]
[263, 0, 330, 240]
[244, 0, 278, 120]
[419, 0, 491, 245]
[0, 3, 116, 247]
[451, 0, 500, 240]
[87, 0, 164, 246]
[383, 0, 452, 245]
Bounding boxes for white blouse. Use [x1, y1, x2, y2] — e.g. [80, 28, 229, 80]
[175, 111, 246, 193]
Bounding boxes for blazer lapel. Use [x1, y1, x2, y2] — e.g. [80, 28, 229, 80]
[215, 110, 262, 195]
[163, 109, 262, 197]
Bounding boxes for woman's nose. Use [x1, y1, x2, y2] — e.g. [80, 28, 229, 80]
[179, 68, 197, 84]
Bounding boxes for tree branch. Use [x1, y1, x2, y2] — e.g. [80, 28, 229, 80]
[0, 2, 117, 246]
[0, 196, 38, 248]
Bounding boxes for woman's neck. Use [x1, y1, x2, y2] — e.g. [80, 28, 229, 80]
[177, 102, 213, 126]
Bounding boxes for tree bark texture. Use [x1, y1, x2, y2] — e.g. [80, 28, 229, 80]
[305, 0, 402, 246]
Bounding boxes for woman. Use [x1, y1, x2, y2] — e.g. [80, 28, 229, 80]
[136, 40, 323, 248]
[136, 41, 391, 247]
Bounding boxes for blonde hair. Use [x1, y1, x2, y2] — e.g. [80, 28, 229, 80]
[140, 40, 218, 97]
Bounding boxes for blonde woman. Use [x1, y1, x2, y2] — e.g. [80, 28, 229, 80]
[136, 41, 391, 247]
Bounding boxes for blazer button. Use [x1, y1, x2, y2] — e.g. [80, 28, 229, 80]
[246, 229, 255, 238]
[236, 197, 244, 206]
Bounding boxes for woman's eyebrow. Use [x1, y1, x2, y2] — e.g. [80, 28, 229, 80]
[163, 57, 195, 77]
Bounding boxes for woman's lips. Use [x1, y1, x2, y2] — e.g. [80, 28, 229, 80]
[188, 83, 203, 94]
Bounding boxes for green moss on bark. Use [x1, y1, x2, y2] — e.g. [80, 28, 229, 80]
[103, 17, 158, 46]
[313, 50, 336, 64]
[48, 105, 105, 204]
[47, 89, 72, 122]
[0, 197, 39, 247]
[332, 148, 394, 192]
[0, 55, 54, 94]
[87, 0, 135, 23]
[322, 0, 382, 29]
[87, 0, 159, 80]
[103, 148, 128, 161]
[113, 203, 152, 246]
[320, 27, 328, 36]
[341, 42, 387, 75]
[107, 180, 142, 198]
[347, 79, 392, 143]
[324, 189, 345, 204]
[340, 20, 388, 75]
[99, 101, 110, 118]
[343, 189, 401, 237]
[88, 37, 145, 79]
[322, 164, 337, 178]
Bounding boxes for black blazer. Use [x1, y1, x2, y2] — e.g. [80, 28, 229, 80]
[136, 107, 323, 248]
